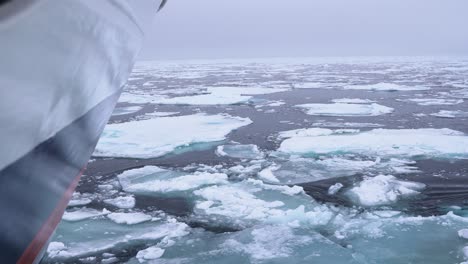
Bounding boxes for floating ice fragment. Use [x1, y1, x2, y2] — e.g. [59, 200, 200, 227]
[121, 172, 228, 194]
[215, 144, 264, 159]
[344, 82, 429, 91]
[145, 111, 179, 117]
[104, 196, 135, 209]
[258, 165, 281, 183]
[111, 106, 143, 116]
[47, 219, 188, 260]
[328, 183, 344, 195]
[403, 98, 464, 106]
[311, 121, 384, 128]
[136, 246, 165, 262]
[431, 110, 468, 119]
[345, 175, 425, 207]
[458, 229, 468, 239]
[68, 192, 93, 207]
[296, 103, 393, 116]
[47, 242, 67, 258]
[107, 212, 152, 225]
[331, 98, 376, 104]
[94, 114, 252, 158]
[62, 208, 110, 222]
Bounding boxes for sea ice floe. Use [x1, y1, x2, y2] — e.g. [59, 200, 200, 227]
[117, 166, 228, 194]
[279, 128, 468, 158]
[107, 212, 152, 225]
[192, 180, 333, 228]
[295, 103, 393, 116]
[62, 208, 110, 222]
[331, 98, 376, 104]
[293, 82, 326, 89]
[152, 87, 288, 105]
[136, 246, 165, 262]
[46, 218, 188, 260]
[345, 175, 425, 207]
[94, 114, 252, 158]
[68, 192, 93, 207]
[215, 144, 264, 159]
[103, 196, 135, 209]
[403, 98, 464, 106]
[458, 229, 468, 239]
[258, 155, 418, 184]
[311, 121, 384, 128]
[343, 82, 429, 91]
[431, 110, 468, 119]
[111, 106, 143, 116]
[145, 111, 179, 117]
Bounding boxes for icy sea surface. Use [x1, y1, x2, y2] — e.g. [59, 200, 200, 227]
[43, 57, 468, 264]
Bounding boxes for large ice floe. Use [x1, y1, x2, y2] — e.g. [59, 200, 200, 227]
[279, 128, 468, 158]
[295, 103, 393, 116]
[94, 114, 252, 158]
[343, 82, 430, 91]
[431, 110, 468, 119]
[117, 166, 229, 195]
[402, 98, 464, 106]
[152, 86, 288, 105]
[45, 217, 189, 261]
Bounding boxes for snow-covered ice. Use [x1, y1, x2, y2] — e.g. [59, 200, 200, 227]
[403, 98, 464, 106]
[136, 246, 165, 262]
[215, 144, 264, 159]
[152, 87, 288, 105]
[331, 98, 376, 104]
[117, 166, 228, 194]
[103, 196, 135, 209]
[94, 114, 252, 158]
[295, 103, 393, 116]
[345, 175, 425, 207]
[107, 212, 152, 225]
[431, 110, 468, 119]
[279, 128, 468, 158]
[62, 208, 110, 222]
[344, 82, 429, 91]
[111, 106, 143, 116]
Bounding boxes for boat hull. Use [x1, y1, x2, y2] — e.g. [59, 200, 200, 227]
[0, 0, 160, 262]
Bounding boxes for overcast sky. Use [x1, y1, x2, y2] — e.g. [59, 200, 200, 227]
[138, 0, 468, 60]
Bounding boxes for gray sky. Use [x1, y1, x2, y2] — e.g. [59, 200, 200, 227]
[139, 0, 468, 60]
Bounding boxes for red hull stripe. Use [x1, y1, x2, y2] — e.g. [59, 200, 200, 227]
[17, 168, 85, 264]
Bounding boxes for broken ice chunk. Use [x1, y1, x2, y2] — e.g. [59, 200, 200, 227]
[295, 103, 393, 116]
[136, 246, 165, 262]
[331, 98, 376, 104]
[215, 144, 264, 159]
[403, 98, 464, 106]
[458, 229, 468, 239]
[107, 212, 152, 225]
[343, 82, 429, 91]
[431, 110, 468, 119]
[117, 166, 228, 194]
[328, 183, 344, 195]
[345, 175, 425, 207]
[62, 208, 110, 222]
[104, 196, 136, 209]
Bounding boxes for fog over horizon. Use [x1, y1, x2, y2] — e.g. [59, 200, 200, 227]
[139, 0, 468, 61]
